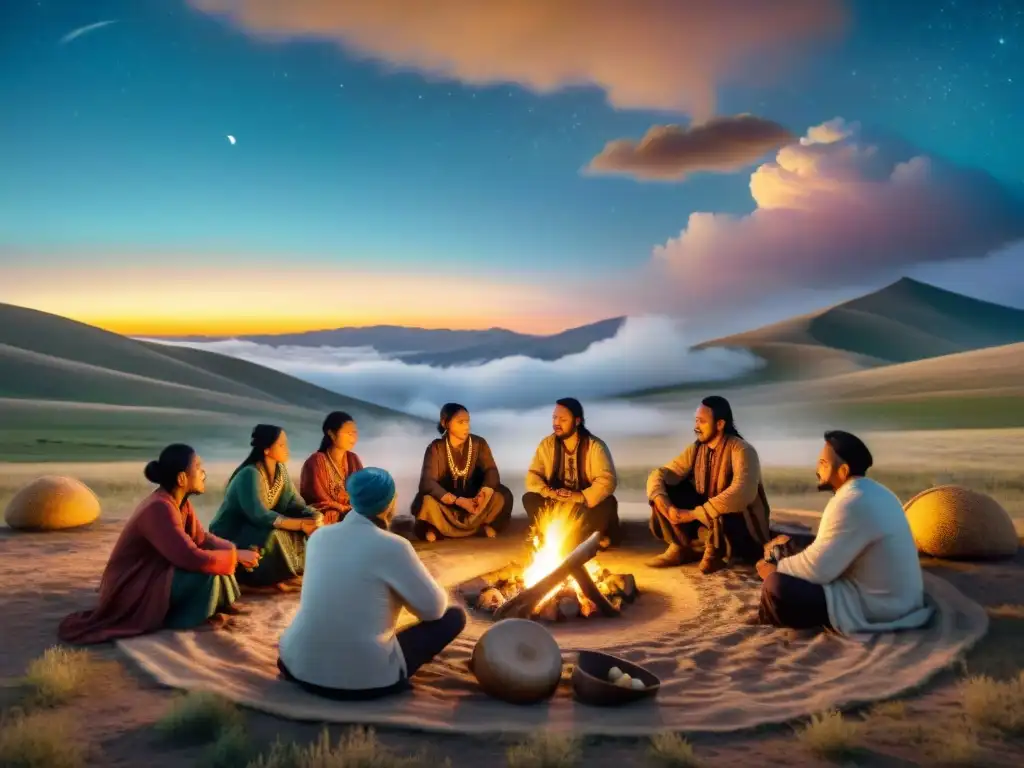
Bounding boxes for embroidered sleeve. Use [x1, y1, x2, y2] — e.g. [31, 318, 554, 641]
[300, 455, 348, 515]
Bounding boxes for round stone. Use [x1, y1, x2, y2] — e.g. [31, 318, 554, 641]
[4, 476, 101, 531]
[904, 484, 1017, 560]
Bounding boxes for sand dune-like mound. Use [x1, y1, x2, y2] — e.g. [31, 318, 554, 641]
[776, 343, 1024, 403]
[4, 475, 101, 531]
[690, 278, 1024, 387]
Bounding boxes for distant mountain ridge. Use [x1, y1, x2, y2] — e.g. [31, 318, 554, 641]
[628, 277, 1024, 398]
[158, 317, 629, 365]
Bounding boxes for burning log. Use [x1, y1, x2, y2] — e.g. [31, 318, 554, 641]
[494, 532, 619, 620]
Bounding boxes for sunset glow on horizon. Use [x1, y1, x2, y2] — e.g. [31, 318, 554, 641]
[2, 264, 606, 336]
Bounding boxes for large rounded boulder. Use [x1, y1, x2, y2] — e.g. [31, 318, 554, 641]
[471, 618, 563, 704]
[903, 485, 1018, 560]
[4, 476, 101, 531]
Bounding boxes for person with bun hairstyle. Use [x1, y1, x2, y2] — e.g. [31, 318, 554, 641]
[58, 444, 256, 644]
[299, 411, 365, 524]
[410, 402, 513, 542]
[210, 425, 322, 591]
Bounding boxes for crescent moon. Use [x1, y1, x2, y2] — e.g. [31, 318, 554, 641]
[227, 135, 236, 145]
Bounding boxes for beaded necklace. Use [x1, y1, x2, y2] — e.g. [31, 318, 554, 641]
[258, 464, 285, 508]
[445, 435, 474, 481]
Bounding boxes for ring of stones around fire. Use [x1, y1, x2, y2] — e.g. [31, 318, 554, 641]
[422, 547, 703, 651]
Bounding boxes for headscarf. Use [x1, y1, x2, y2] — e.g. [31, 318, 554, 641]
[346, 467, 397, 519]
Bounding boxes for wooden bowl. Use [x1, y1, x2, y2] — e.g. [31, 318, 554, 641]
[571, 650, 661, 706]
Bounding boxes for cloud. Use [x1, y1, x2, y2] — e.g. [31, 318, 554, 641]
[585, 115, 794, 181]
[188, 0, 846, 117]
[640, 117, 1024, 311]
[153, 315, 762, 414]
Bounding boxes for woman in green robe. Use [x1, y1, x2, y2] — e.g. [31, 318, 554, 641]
[210, 424, 322, 591]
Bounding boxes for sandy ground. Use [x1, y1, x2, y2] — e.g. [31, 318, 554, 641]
[1, 514, 1023, 765]
[2, 432, 1024, 766]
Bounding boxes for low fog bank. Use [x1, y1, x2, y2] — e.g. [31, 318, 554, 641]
[176, 401, 829, 518]
[153, 315, 764, 415]
[219, 400, 827, 480]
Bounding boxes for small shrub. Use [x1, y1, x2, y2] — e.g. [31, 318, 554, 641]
[961, 671, 1024, 735]
[155, 691, 244, 746]
[246, 727, 434, 768]
[0, 708, 86, 768]
[505, 731, 579, 768]
[23, 647, 97, 707]
[201, 724, 253, 768]
[795, 710, 861, 759]
[647, 731, 700, 766]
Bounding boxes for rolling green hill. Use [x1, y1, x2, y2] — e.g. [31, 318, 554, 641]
[0, 303, 424, 461]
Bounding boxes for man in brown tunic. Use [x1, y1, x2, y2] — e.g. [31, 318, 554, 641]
[646, 395, 771, 573]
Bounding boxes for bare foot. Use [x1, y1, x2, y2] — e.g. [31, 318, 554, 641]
[483, 525, 496, 539]
[425, 530, 438, 543]
[199, 613, 230, 631]
[222, 602, 250, 616]
[275, 581, 301, 593]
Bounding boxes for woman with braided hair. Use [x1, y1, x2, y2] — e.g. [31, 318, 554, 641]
[411, 403, 513, 542]
[209, 425, 322, 591]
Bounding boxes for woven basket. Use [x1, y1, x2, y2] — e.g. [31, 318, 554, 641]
[903, 484, 1018, 560]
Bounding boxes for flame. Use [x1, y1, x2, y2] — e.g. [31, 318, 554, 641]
[521, 501, 603, 609]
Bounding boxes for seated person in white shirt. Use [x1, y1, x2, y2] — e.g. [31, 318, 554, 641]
[277, 467, 467, 699]
[755, 430, 933, 635]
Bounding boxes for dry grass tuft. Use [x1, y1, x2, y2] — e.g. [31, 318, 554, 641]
[795, 710, 862, 759]
[0, 707, 86, 768]
[22, 647, 99, 707]
[865, 699, 909, 721]
[155, 691, 244, 746]
[647, 731, 701, 767]
[930, 722, 986, 766]
[505, 731, 580, 768]
[864, 709, 986, 765]
[247, 727, 437, 768]
[961, 671, 1024, 736]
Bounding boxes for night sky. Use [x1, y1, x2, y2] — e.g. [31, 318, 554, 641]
[1, 0, 1022, 335]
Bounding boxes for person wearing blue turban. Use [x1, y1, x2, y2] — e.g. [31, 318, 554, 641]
[277, 467, 467, 699]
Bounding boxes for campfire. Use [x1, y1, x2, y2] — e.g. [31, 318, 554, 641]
[459, 503, 638, 622]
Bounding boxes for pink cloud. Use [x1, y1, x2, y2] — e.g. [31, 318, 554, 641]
[643, 118, 1024, 311]
[188, 0, 846, 117]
